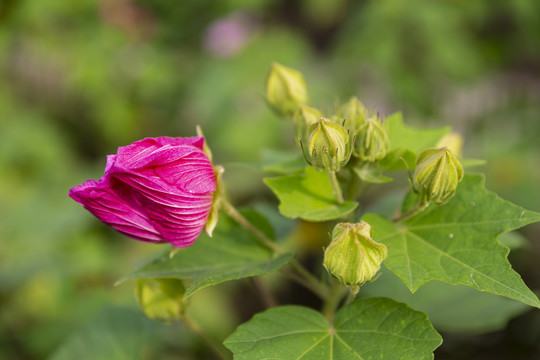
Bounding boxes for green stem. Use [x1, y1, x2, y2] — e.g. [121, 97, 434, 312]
[322, 279, 344, 321]
[280, 268, 328, 299]
[251, 277, 277, 308]
[344, 286, 360, 306]
[327, 171, 344, 204]
[221, 198, 281, 253]
[180, 313, 230, 360]
[393, 201, 429, 222]
[221, 197, 330, 300]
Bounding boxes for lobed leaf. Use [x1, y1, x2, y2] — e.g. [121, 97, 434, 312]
[264, 166, 358, 221]
[364, 174, 540, 308]
[117, 212, 293, 299]
[381, 112, 450, 170]
[362, 267, 530, 333]
[224, 297, 442, 360]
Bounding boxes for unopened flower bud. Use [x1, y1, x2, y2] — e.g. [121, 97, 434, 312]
[293, 105, 323, 145]
[265, 63, 308, 117]
[323, 221, 387, 287]
[353, 115, 390, 162]
[338, 97, 367, 134]
[413, 147, 464, 205]
[436, 132, 463, 158]
[135, 278, 186, 323]
[308, 118, 351, 172]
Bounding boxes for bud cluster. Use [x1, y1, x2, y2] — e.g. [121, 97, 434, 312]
[265, 64, 392, 174]
[265, 63, 464, 208]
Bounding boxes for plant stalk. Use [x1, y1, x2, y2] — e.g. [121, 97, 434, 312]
[180, 313, 231, 360]
[221, 198, 330, 300]
[322, 279, 344, 321]
[251, 277, 277, 308]
[327, 171, 344, 204]
[393, 201, 429, 222]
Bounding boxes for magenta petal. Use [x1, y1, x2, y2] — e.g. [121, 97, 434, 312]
[69, 136, 216, 248]
[69, 177, 164, 243]
[115, 136, 205, 169]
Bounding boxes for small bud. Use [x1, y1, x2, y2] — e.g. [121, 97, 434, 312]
[135, 278, 186, 323]
[265, 63, 308, 117]
[308, 118, 351, 172]
[413, 147, 464, 205]
[323, 221, 387, 287]
[337, 97, 368, 134]
[293, 105, 323, 145]
[436, 132, 463, 158]
[353, 115, 390, 162]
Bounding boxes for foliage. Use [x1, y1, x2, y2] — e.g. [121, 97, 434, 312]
[1, 1, 540, 359]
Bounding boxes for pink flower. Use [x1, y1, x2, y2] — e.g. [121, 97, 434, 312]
[69, 136, 216, 248]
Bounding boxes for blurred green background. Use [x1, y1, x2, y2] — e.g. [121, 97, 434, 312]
[1, 0, 540, 359]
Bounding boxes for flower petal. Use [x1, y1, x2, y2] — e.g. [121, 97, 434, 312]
[69, 176, 163, 243]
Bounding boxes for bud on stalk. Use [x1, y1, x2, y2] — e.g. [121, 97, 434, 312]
[323, 221, 387, 287]
[265, 63, 308, 117]
[413, 147, 464, 205]
[338, 96, 368, 135]
[135, 278, 186, 323]
[307, 118, 351, 172]
[353, 115, 390, 162]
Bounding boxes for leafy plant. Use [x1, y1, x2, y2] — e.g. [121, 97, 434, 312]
[69, 63, 540, 359]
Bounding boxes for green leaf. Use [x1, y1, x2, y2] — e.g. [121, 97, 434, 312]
[363, 267, 530, 333]
[352, 162, 393, 184]
[364, 174, 540, 308]
[381, 112, 450, 170]
[224, 297, 442, 360]
[260, 149, 306, 175]
[117, 212, 293, 299]
[49, 307, 164, 360]
[264, 166, 358, 221]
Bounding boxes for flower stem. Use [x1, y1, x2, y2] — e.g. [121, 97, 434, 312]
[322, 279, 344, 321]
[393, 201, 429, 222]
[344, 285, 359, 306]
[180, 313, 230, 360]
[251, 277, 277, 308]
[327, 171, 344, 204]
[221, 198, 281, 253]
[221, 197, 330, 300]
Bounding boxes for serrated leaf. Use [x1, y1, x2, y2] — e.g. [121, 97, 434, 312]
[362, 267, 530, 333]
[363, 174, 540, 308]
[381, 113, 450, 170]
[117, 212, 293, 299]
[224, 297, 442, 360]
[264, 166, 358, 221]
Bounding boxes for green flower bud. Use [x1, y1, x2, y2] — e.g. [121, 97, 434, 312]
[294, 105, 323, 145]
[337, 96, 368, 134]
[353, 115, 390, 162]
[308, 118, 351, 172]
[413, 147, 464, 205]
[323, 221, 388, 287]
[265, 63, 308, 117]
[135, 278, 186, 324]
